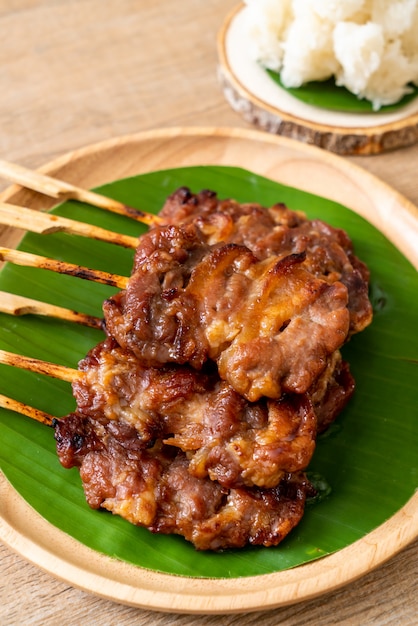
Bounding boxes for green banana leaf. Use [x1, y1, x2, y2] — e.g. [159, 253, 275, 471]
[0, 165, 417, 579]
[266, 69, 418, 113]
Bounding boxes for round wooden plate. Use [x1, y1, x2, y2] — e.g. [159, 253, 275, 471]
[217, 4, 418, 156]
[0, 127, 417, 614]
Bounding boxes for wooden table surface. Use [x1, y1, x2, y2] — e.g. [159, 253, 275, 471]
[0, 2, 417, 624]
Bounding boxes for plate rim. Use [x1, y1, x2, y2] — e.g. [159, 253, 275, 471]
[1, 477, 416, 614]
[0, 126, 417, 614]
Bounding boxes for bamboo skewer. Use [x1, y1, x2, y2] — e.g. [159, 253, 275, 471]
[0, 159, 162, 226]
[0, 163, 150, 428]
[0, 350, 79, 426]
[0, 202, 138, 249]
[0, 163, 164, 434]
[0, 247, 129, 289]
[0, 291, 103, 329]
[0, 393, 55, 426]
[0, 347, 80, 427]
[0, 349, 80, 383]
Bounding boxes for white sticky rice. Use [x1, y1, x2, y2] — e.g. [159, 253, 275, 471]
[243, 0, 418, 110]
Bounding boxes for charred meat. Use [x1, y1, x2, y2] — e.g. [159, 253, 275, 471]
[160, 187, 373, 335]
[68, 338, 355, 489]
[55, 410, 313, 551]
[54, 188, 371, 551]
[103, 224, 351, 401]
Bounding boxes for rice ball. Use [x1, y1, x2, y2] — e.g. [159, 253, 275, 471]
[363, 41, 418, 108]
[243, 0, 292, 71]
[333, 22, 384, 95]
[371, 0, 417, 38]
[243, 0, 418, 109]
[281, 11, 338, 87]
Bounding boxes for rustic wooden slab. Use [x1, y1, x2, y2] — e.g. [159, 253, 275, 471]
[218, 4, 418, 156]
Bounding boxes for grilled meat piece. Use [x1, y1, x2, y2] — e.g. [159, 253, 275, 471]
[103, 223, 210, 370]
[55, 411, 314, 551]
[54, 188, 369, 551]
[103, 224, 351, 401]
[160, 187, 373, 335]
[70, 338, 354, 489]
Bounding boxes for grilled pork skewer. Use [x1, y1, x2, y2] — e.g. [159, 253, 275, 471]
[0, 378, 313, 551]
[0, 159, 162, 226]
[0, 186, 372, 550]
[0, 291, 102, 328]
[0, 345, 316, 547]
[0, 247, 129, 288]
[0, 202, 138, 249]
[0, 337, 353, 490]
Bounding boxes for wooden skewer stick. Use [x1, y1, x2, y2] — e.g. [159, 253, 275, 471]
[0, 349, 80, 383]
[0, 159, 162, 226]
[0, 247, 129, 289]
[0, 291, 103, 329]
[0, 349, 82, 427]
[0, 202, 138, 249]
[0, 393, 55, 427]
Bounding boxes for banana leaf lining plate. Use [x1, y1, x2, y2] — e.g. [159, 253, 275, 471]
[0, 127, 417, 614]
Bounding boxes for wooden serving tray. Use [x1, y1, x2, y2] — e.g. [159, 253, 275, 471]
[218, 4, 418, 156]
[0, 127, 417, 614]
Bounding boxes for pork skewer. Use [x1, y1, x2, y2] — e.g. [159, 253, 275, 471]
[0, 291, 102, 328]
[0, 186, 372, 550]
[0, 379, 313, 551]
[0, 346, 315, 550]
[0, 247, 129, 288]
[0, 338, 353, 489]
[0, 202, 138, 249]
[0, 159, 162, 226]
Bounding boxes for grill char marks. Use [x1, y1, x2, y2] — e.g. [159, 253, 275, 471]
[55, 411, 314, 551]
[104, 225, 351, 402]
[54, 188, 371, 551]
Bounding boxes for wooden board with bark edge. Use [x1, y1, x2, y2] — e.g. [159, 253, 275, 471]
[0, 127, 417, 614]
[217, 4, 418, 156]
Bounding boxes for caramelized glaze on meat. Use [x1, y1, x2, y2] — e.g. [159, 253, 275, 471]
[54, 187, 370, 551]
[104, 224, 351, 401]
[55, 412, 314, 550]
[160, 188, 373, 335]
[103, 224, 209, 369]
[69, 338, 354, 489]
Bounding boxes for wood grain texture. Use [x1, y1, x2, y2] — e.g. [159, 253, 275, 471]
[0, 1, 417, 623]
